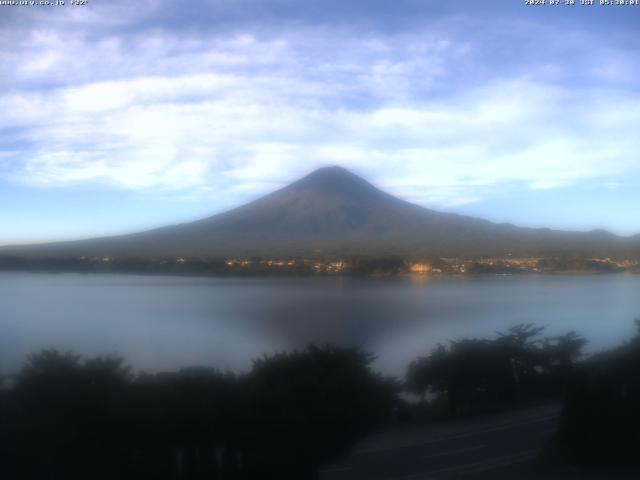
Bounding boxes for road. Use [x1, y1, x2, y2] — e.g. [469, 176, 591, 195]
[319, 404, 561, 480]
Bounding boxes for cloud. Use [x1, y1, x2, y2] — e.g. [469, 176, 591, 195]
[1, 1, 639, 210]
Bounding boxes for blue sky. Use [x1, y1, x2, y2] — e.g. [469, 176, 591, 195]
[1, 0, 639, 245]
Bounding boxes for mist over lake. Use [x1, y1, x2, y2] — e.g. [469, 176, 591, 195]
[1, 272, 638, 377]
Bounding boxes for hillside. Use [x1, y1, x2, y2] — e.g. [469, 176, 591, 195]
[2, 167, 638, 259]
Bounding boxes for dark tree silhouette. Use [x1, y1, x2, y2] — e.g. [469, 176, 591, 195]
[242, 345, 397, 478]
[552, 321, 640, 471]
[0, 345, 397, 480]
[406, 324, 587, 418]
[4, 351, 133, 479]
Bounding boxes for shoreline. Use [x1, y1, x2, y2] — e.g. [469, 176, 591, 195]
[0, 265, 638, 278]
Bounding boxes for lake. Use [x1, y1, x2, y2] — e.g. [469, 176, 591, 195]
[1, 272, 639, 377]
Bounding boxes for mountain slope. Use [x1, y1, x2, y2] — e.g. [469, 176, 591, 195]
[2, 166, 639, 259]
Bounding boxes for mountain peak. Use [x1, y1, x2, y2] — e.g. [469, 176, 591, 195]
[288, 166, 385, 200]
[297, 165, 362, 182]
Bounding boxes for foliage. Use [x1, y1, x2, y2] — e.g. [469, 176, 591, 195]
[552, 321, 640, 469]
[0, 345, 397, 480]
[406, 324, 587, 417]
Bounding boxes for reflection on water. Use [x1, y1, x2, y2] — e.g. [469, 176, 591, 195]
[1, 272, 639, 376]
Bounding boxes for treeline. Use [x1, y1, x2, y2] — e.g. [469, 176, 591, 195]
[550, 320, 640, 471]
[406, 323, 640, 472]
[0, 255, 406, 277]
[405, 324, 586, 419]
[0, 346, 396, 480]
[2, 323, 639, 478]
[3, 255, 636, 277]
[0, 256, 237, 276]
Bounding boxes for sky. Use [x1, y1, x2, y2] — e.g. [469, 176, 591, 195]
[1, 0, 639, 245]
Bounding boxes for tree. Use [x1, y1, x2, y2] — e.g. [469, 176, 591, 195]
[406, 324, 587, 418]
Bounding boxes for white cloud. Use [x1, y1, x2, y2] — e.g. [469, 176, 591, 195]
[1, 12, 639, 211]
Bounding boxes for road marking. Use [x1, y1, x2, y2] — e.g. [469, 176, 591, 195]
[422, 444, 485, 460]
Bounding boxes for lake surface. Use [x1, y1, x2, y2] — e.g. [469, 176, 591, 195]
[1, 272, 639, 377]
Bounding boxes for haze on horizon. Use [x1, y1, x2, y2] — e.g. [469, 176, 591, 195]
[1, 0, 639, 245]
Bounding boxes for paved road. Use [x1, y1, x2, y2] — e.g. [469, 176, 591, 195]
[319, 404, 561, 480]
